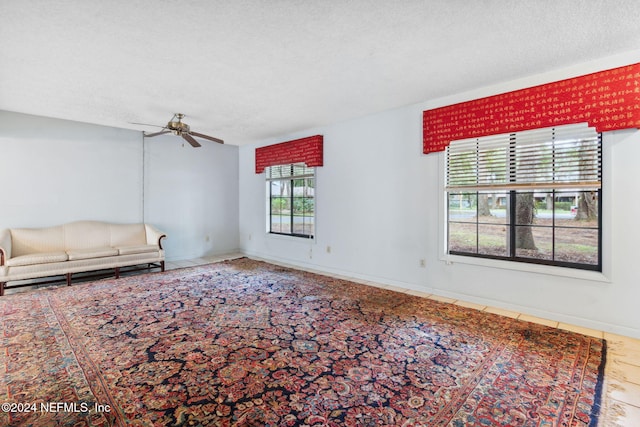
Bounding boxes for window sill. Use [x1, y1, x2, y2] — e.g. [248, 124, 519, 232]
[440, 253, 611, 283]
[266, 232, 315, 243]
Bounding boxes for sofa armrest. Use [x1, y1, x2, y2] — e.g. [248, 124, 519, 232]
[144, 224, 167, 250]
[0, 229, 11, 266]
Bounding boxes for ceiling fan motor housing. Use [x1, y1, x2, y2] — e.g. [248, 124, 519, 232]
[168, 119, 190, 135]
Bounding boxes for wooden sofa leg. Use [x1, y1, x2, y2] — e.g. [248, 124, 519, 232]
[115, 267, 120, 279]
[161, 261, 165, 272]
[0, 282, 5, 296]
[66, 273, 72, 286]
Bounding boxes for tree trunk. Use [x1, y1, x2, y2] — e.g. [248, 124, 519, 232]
[545, 193, 553, 210]
[575, 138, 599, 221]
[478, 194, 492, 216]
[576, 191, 598, 220]
[515, 193, 537, 249]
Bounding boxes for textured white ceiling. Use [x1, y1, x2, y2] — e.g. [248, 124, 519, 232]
[2, 0, 640, 145]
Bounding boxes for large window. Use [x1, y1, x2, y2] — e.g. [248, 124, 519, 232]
[446, 123, 601, 271]
[267, 163, 315, 238]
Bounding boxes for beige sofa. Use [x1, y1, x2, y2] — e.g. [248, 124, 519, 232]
[0, 220, 166, 295]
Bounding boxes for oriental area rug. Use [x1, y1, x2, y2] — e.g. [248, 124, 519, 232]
[0, 258, 605, 426]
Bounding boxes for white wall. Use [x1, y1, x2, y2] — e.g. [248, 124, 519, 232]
[144, 134, 239, 261]
[239, 52, 640, 338]
[0, 110, 240, 261]
[0, 111, 143, 226]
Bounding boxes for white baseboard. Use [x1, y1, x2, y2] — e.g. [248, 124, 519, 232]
[241, 249, 640, 340]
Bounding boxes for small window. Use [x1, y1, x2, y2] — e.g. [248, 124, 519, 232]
[446, 123, 601, 271]
[266, 163, 315, 238]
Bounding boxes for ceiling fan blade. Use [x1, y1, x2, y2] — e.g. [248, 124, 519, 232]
[182, 133, 201, 147]
[190, 131, 224, 144]
[144, 130, 171, 138]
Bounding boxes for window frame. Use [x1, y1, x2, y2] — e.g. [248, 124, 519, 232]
[266, 163, 315, 239]
[446, 188, 602, 271]
[441, 125, 605, 275]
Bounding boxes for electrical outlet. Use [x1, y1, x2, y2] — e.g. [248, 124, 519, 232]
[419, 259, 426, 268]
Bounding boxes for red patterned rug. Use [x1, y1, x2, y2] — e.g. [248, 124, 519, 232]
[0, 258, 605, 426]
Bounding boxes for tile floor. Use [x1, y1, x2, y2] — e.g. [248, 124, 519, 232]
[7, 253, 640, 426]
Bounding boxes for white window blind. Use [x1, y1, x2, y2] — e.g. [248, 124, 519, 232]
[446, 123, 601, 191]
[266, 163, 314, 180]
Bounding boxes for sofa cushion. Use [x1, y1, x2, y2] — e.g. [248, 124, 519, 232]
[10, 226, 64, 257]
[63, 221, 111, 250]
[110, 224, 147, 247]
[67, 247, 119, 261]
[117, 245, 158, 255]
[6, 251, 68, 267]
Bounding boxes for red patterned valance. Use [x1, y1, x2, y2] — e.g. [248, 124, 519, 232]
[255, 135, 323, 173]
[423, 63, 640, 154]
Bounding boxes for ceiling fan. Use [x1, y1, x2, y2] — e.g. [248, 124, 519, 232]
[134, 113, 224, 147]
